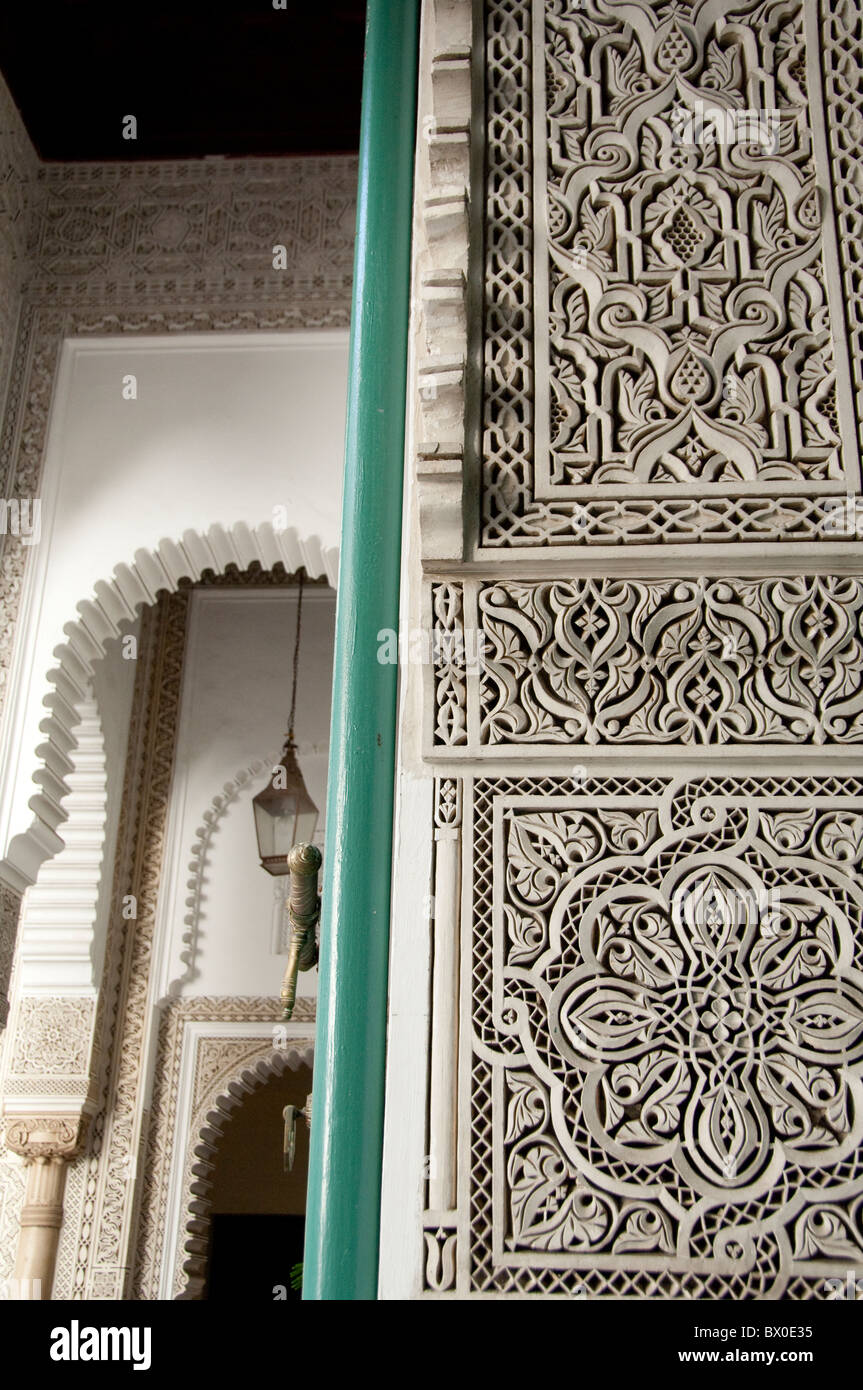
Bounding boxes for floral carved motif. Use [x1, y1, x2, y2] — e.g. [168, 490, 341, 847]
[464, 576, 863, 745]
[541, 1, 836, 491]
[470, 775, 863, 1298]
[10, 998, 94, 1076]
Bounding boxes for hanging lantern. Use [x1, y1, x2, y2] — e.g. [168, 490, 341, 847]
[253, 572, 319, 874]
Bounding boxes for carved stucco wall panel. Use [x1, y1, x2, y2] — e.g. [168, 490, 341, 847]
[406, 0, 863, 1302]
[447, 772, 863, 1298]
[431, 574, 863, 750]
[475, 0, 863, 552]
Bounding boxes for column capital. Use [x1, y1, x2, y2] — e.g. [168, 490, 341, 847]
[5, 1114, 90, 1161]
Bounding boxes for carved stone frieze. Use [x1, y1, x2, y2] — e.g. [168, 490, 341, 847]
[26, 156, 357, 310]
[431, 575, 863, 748]
[467, 772, 863, 1297]
[479, 0, 863, 548]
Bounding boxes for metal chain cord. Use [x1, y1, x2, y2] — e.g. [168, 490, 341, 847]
[287, 569, 305, 744]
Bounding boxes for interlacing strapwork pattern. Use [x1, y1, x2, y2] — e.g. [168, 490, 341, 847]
[469, 775, 863, 1297]
[480, 0, 862, 547]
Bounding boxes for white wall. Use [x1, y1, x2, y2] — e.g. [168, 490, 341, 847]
[0, 330, 348, 874]
[155, 589, 334, 1001]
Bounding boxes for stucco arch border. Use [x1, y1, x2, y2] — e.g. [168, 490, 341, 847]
[170, 1030, 315, 1301]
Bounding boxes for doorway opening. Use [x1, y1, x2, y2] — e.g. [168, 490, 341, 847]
[203, 1062, 312, 1301]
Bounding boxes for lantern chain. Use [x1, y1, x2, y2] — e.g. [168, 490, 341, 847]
[287, 569, 305, 746]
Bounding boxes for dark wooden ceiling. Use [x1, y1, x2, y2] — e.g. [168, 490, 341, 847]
[0, 1, 367, 161]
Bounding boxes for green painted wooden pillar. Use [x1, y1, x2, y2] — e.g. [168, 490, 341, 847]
[302, 0, 419, 1300]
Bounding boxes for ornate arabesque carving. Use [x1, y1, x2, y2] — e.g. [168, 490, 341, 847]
[480, 0, 861, 548]
[431, 575, 863, 748]
[821, 0, 863, 471]
[9, 998, 93, 1077]
[466, 774, 863, 1298]
[412, 0, 863, 1306]
[477, 575, 863, 745]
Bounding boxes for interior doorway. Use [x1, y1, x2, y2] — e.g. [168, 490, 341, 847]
[203, 1062, 313, 1301]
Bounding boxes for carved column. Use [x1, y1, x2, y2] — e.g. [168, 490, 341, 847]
[5, 1115, 88, 1299]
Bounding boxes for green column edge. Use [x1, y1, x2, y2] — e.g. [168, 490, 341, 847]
[302, 0, 420, 1300]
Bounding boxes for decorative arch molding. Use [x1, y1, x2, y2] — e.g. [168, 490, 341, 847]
[176, 1039, 315, 1301]
[2, 521, 336, 894]
[13, 690, 107, 998]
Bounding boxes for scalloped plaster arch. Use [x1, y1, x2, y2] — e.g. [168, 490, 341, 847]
[1, 520, 336, 895]
[176, 1043, 315, 1300]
